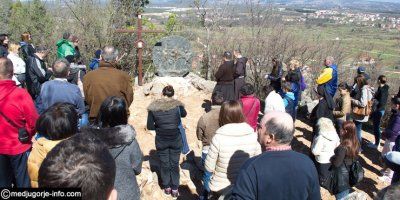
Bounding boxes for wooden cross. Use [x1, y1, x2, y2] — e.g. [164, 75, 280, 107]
[116, 13, 164, 86]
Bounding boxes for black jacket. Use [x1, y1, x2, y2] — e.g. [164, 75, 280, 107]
[147, 98, 187, 141]
[234, 57, 248, 78]
[20, 43, 36, 62]
[26, 55, 52, 99]
[0, 45, 8, 58]
[215, 60, 235, 82]
[374, 84, 389, 111]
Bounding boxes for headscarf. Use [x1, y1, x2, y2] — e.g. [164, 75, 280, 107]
[317, 85, 335, 110]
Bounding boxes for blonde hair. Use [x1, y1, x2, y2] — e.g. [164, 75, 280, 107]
[289, 59, 301, 69]
[8, 43, 20, 53]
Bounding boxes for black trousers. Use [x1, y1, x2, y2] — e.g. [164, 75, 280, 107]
[0, 151, 31, 187]
[156, 136, 182, 190]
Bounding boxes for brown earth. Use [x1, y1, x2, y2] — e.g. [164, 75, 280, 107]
[129, 85, 388, 200]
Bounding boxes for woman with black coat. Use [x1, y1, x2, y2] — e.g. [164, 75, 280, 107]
[147, 85, 187, 198]
[311, 85, 335, 136]
[0, 34, 9, 57]
[330, 121, 360, 200]
[20, 32, 36, 62]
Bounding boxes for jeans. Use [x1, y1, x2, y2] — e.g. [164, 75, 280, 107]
[372, 110, 385, 146]
[156, 137, 182, 190]
[201, 152, 212, 198]
[79, 112, 89, 128]
[335, 189, 349, 200]
[179, 123, 190, 155]
[354, 120, 363, 145]
[0, 151, 31, 187]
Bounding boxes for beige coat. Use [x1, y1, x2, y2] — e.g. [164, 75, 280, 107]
[333, 92, 351, 121]
[196, 106, 221, 146]
[205, 122, 261, 192]
[27, 138, 62, 187]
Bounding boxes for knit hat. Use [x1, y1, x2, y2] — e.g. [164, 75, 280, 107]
[357, 66, 366, 74]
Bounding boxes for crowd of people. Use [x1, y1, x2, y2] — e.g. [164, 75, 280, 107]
[0, 31, 400, 200]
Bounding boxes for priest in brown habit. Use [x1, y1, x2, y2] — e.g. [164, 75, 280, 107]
[213, 51, 235, 101]
[233, 50, 248, 100]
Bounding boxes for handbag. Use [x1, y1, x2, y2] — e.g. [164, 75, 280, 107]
[348, 160, 364, 186]
[326, 163, 350, 195]
[352, 100, 373, 116]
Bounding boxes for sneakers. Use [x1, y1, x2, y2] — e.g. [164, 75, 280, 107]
[366, 143, 378, 149]
[164, 188, 171, 196]
[171, 189, 179, 199]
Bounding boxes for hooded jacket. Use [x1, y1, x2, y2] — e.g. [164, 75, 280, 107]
[0, 80, 38, 155]
[240, 95, 260, 131]
[311, 85, 335, 122]
[56, 39, 75, 58]
[283, 92, 296, 120]
[85, 125, 143, 200]
[311, 119, 340, 163]
[383, 109, 400, 142]
[205, 122, 261, 192]
[19, 42, 35, 62]
[28, 138, 63, 187]
[264, 90, 285, 113]
[83, 61, 134, 119]
[147, 98, 187, 141]
[316, 64, 338, 97]
[26, 54, 52, 99]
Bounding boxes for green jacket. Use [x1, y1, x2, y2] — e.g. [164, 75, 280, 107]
[56, 39, 75, 58]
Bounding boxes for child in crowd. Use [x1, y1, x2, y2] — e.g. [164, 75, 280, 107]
[38, 133, 117, 200]
[281, 81, 296, 121]
[240, 83, 261, 131]
[28, 103, 78, 187]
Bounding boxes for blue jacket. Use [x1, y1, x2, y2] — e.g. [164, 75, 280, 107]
[89, 58, 100, 70]
[36, 79, 85, 115]
[326, 64, 338, 97]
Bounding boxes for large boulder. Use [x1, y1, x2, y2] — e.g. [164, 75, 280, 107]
[143, 76, 194, 97]
[184, 72, 216, 94]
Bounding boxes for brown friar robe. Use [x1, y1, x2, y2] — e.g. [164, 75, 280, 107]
[213, 60, 235, 101]
[83, 61, 134, 120]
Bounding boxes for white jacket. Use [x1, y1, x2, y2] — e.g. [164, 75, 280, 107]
[8, 53, 26, 86]
[264, 90, 285, 113]
[205, 123, 261, 192]
[311, 130, 340, 164]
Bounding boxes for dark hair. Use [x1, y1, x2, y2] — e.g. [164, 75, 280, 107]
[223, 51, 232, 60]
[264, 117, 294, 144]
[271, 58, 282, 77]
[264, 84, 275, 97]
[356, 75, 368, 88]
[240, 83, 255, 96]
[0, 34, 8, 46]
[340, 121, 360, 158]
[378, 75, 387, 84]
[97, 96, 128, 128]
[286, 71, 300, 83]
[212, 91, 225, 105]
[63, 32, 71, 40]
[219, 101, 245, 126]
[38, 133, 116, 200]
[95, 49, 102, 59]
[65, 55, 75, 64]
[282, 81, 292, 92]
[0, 58, 13, 78]
[162, 85, 175, 97]
[338, 82, 351, 92]
[36, 103, 78, 140]
[36, 45, 48, 53]
[392, 96, 400, 106]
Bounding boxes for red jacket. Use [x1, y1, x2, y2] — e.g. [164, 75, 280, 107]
[0, 80, 38, 155]
[240, 95, 260, 131]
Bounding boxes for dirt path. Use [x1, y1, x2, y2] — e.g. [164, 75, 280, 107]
[129, 85, 388, 200]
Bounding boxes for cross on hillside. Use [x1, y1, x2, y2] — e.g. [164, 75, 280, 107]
[116, 13, 164, 86]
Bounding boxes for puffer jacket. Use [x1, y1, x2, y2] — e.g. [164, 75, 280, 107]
[333, 92, 351, 121]
[85, 125, 143, 200]
[311, 121, 340, 163]
[28, 138, 63, 187]
[56, 39, 75, 58]
[352, 85, 373, 122]
[205, 122, 261, 192]
[147, 98, 187, 141]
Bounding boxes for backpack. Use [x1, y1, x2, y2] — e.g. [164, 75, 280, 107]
[348, 160, 364, 186]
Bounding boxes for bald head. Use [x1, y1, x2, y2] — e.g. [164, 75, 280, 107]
[101, 45, 119, 62]
[260, 112, 294, 145]
[52, 59, 70, 78]
[0, 58, 13, 80]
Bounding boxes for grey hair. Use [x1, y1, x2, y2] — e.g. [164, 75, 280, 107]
[317, 117, 336, 133]
[52, 59, 70, 78]
[264, 117, 294, 144]
[326, 56, 335, 63]
[0, 58, 13, 79]
[101, 46, 119, 62]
